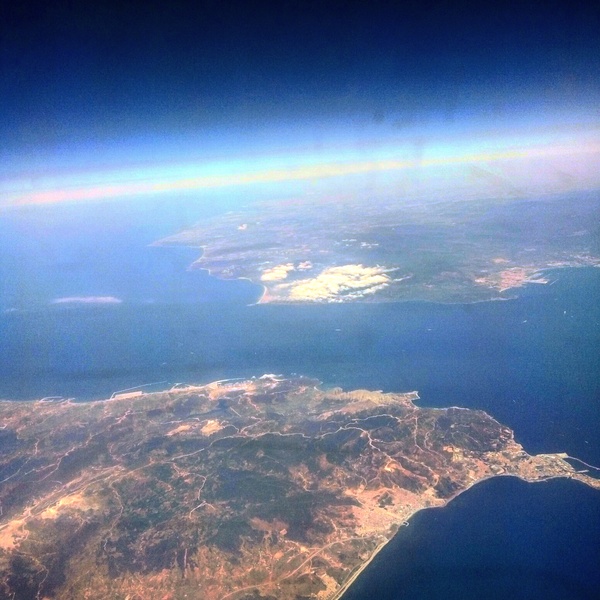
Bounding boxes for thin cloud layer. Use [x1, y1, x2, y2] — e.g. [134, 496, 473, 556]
[51, 296, 123, 305]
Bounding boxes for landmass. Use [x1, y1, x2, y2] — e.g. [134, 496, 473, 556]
[154, 191, 600, 303]
[1, 376, 598, 599]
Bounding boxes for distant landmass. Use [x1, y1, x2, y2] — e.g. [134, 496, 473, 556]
[1, 376, 597, 599]
[155, 192, 600, 303]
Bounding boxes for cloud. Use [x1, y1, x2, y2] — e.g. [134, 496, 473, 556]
[274, 264, 392, 302]
[51, 296, 123, 305]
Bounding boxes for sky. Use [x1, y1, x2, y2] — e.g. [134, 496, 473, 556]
[1, 0, 599, 207]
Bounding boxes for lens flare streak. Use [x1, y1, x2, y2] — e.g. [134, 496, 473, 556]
[2, 131, 599, 208]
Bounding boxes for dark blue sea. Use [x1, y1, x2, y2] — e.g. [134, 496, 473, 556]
[1, 198, 599, 598]
[342, 477, 600, 600]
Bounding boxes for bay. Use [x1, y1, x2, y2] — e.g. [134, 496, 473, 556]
[341, 477, 600, 600]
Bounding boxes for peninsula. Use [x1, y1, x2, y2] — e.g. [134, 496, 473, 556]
[154, 192, 600, 303]
[1, 376, 598, 599]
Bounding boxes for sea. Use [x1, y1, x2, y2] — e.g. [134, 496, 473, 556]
[1, 196, 599, 599]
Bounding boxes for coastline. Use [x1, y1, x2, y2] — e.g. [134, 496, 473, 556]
[331, 472, 599, 600]
[2, 373, 599, 600]
[153, 234, 600, 307]
[62, 376, 600, 598]
[331, 537, 392, 600]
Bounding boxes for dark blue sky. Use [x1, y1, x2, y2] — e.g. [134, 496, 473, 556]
[1, 0, 599, 154]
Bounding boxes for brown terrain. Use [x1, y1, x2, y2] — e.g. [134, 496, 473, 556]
[1, 376, 598, 599]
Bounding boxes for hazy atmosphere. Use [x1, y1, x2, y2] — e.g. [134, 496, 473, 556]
[1, 2, 599, 599]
